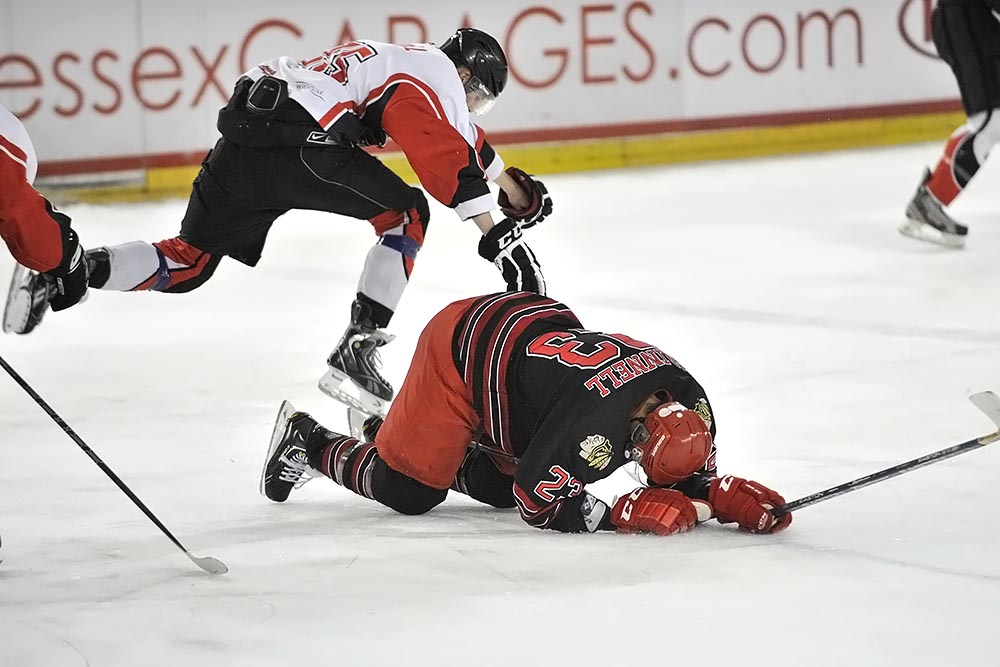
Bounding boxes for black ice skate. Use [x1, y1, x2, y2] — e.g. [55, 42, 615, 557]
[318, 324, 395, 415]
[3, 264, 54, 334]
[899, 168, 968, 248]
[260, 401, 324, 502]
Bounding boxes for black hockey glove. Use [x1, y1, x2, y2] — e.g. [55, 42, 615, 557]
[498, 166, 552, 229]
[326, 113, 387, 148]
[46, 225, 88, 312]
[477, 217, 546, 295]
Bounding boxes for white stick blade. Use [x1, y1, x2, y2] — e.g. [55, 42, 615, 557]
[969, 391, 1000, 429]
[191, 555, 229, 575]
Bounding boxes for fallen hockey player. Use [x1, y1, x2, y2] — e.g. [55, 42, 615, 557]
[260, 292, 790, 536]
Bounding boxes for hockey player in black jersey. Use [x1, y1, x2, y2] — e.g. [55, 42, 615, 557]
[260, 292, 791, 536]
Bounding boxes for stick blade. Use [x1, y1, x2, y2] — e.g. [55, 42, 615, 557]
[190, 554, 229, 575]
[969, 391, 1000, 429]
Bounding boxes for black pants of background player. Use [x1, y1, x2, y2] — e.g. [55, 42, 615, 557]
[86, 87, 429, 329]
[933, 0, 1000, 115]
[917, 0, 1000, 203]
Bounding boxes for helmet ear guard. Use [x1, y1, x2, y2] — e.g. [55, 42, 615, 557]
[630, 400, 712, 486]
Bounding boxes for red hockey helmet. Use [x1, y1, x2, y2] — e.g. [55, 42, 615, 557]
[629, 401, 712, 486]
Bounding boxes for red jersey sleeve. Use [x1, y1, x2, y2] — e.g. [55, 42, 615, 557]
[381, 86, 494, 220]
[0, 154, 63, 272]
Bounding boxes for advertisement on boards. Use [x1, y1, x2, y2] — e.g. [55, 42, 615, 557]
[0, 0, 956, 175]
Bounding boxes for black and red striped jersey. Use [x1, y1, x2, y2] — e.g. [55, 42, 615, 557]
[452, 292, 717, 531]
[245, 40, 503, 220]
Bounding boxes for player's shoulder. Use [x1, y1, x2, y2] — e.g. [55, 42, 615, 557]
[357, 41, 455, 81]
[363, 40, 448, 61]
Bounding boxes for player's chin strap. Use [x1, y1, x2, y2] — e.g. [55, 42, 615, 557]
[628, 418, 649, 446]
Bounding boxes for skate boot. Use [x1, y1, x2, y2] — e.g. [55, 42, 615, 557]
[3, 248, 106, 335]
[318, 300, 394, 414]
[899, 168, 968, 248]
[3, 264, 54, 334]
[260, 401, 326, 502]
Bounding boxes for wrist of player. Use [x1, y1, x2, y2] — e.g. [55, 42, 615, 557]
[707, 475, 792, 534]
[327, 113, 385, 148]
[498, 166, 553, 229]
[45, 225, 89, 312]
[577, 493, 615, 532]
[610, 487, 711, 536]
[478, 217, 546, 295]
[47, 245, 89, 312]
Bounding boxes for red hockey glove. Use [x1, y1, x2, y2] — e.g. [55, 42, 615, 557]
[498, 166, 552, 228]
[708, 475, 791, 534]
[611, 487, 708, 536]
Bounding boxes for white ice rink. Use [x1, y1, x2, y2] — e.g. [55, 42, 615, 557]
[2, 142, 999, 666]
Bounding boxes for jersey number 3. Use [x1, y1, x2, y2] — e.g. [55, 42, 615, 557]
[527, 330, 653, 369]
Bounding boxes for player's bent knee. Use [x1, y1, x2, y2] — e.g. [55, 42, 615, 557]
[373, 459, 447, 515]
[410, 187, 430, 232]
[455, 452, 516, 508]
[471, 485, 516, 509]
[161, 254, 222, 293]
[149, 237, 220, 293]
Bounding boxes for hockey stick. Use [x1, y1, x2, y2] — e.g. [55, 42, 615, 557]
[0, 354, 228, 574]
[771, 390, 1000, 518]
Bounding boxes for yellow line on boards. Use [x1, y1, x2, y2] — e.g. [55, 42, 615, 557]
[58, 111, 964, 204]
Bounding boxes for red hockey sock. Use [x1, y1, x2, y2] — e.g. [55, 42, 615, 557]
[925, 131, 970, 206]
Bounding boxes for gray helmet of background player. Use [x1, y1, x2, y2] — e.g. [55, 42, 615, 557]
[439, 28, 508, 116]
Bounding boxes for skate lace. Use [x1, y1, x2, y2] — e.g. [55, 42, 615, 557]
[278, 449, 313, 488]
[357, 330, 395, 379]
[366, 349, 390, 386]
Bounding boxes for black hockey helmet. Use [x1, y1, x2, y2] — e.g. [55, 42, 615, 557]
[440, 28, 508, 102]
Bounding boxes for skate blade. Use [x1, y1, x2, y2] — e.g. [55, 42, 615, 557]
[3, 264, 45, 334]
[318, 367, 389, 416]
[347, 406, 375, 440]
[899, 218, 966, 249]
[259, 400, 298, 498]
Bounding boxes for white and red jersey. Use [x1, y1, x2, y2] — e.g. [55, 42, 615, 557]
[0, 104, 38, 185]
[245, 40, 504, 220]
[0, 104, 64, 272]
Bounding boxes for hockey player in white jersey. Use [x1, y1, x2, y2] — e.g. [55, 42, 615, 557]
[5, 29, 553, 413]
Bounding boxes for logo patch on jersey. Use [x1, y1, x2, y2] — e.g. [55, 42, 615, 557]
[292, 81, 326, 100]
[306, 131, 339, 145]
[579, 434, 613, 470]
[694, 398, 713, 429]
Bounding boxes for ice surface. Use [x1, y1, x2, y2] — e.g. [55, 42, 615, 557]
[1, 142, 999, 666]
